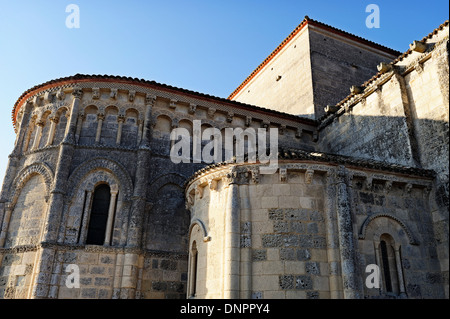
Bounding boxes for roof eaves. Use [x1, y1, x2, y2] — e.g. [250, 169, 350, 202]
[11, 74, 318, 130]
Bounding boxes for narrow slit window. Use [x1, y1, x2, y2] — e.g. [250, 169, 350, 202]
[380, 240, 393, 293]
[190, 241, 198, 297]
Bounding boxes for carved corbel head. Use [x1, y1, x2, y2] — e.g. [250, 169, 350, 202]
[169, 99, 177, 109]
[208, 179, 218, 191]
[207, 107, 216, 118]
[305, 169, 314, 184]
[56, 89, 65, 101]
[195, 186, 204, 199]
[279, 168, 287, 183]
[245, 116, 252, 127]
[43, 91, 53, 105]
[405, 183, 413, 194]
[385, 180, 393, 193]
[189, 103, 197, 114]
[72, 86, 83, 99]
[110, 88, 118, 99]
[92, 87, 100, 99]
[226, 112, 234, 123]
[128, 90, 136, 102]
[145, 93, 156, 105]
[365, 176, 373, 190]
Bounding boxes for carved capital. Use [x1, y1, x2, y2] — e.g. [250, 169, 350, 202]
[50, 116, 60, 124]
[223, 171, 238, 186]
[250, 167, 260, 184]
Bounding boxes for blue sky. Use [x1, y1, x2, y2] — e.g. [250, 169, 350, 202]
[0, 0, 448, 181]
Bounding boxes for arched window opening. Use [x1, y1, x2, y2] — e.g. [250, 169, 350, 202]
[379, 234, 400, 296]
[189, 241, 198, 297]
[86, 184, 111, 245]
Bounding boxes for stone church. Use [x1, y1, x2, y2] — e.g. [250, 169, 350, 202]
[0, 17, 448, 299]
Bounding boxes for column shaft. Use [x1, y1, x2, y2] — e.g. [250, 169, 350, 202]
[223, 181, 240, 299]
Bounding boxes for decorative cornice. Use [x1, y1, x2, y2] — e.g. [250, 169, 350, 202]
[11, 74, 318, 132]
[317, 20, 449, 127]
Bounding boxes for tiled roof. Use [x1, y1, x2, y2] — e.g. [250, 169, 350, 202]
[11, 73, 318, 129]
[227, 16, 402, 100]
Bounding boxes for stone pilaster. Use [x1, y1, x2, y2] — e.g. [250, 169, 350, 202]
[30, 87, 83, 298]
[0, 102, 32, 201]
[324, 170, 344, 298]
[335, 166, 362, 299]
[119, 95, 155, 299]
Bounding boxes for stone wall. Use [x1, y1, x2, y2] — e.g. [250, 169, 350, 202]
[231, 21, 398, 119]
[318, 25, 449, 297]
[0, 250, 36, 299]
[185, 160, 445, 299]
[231, 23, 315, 118]
[352, 176, 444, 298]
[318, 73, 415, 167]
[0, 76, 317, 299]
[308, 25, 398, 119]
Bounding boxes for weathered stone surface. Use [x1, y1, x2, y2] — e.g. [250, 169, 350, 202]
[0, 18, 447, 300]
